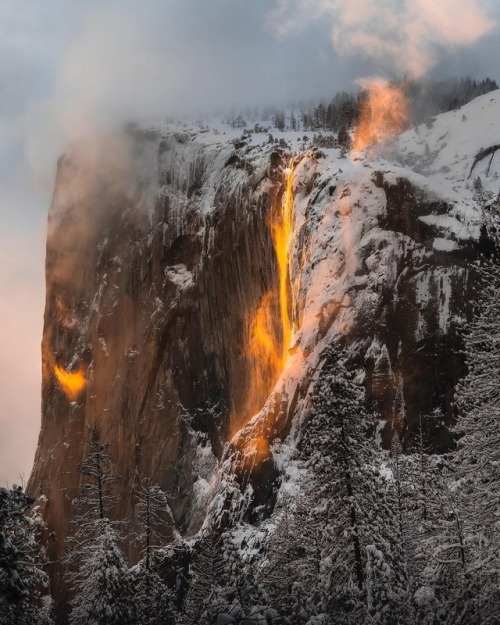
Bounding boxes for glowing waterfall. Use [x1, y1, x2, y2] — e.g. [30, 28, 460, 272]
[272, 159, 295, 366]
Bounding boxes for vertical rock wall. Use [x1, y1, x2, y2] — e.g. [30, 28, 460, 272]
[28, 131, 286, 602]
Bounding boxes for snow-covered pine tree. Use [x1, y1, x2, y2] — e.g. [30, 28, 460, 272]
[68, 521, 135, 625]
[451, 246, 500, 621]
[396, 414, 438, 599]
[133, 567, 176, 625]
[219, 531, 269, 624]
[133, 476, 176, 573]
[183, 533, 227, 624]
[0, 486, 53, 625]
[66, 426, 134, 625]
[261, 493, 324, 624]
[66, 424, 121, 565]
[183, 530, 268, 625]
[132, 476, 178, 625]
[387, 434, 423, 597]
[417, 465, 472, 623]
[74, 425, 119, 524]
[298, 351, 411, 625]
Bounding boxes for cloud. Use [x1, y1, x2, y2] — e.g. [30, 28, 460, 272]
[25, 1, 360, 189]
[267, 0, 496, 77]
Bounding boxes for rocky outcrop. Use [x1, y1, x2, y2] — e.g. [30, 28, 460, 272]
[225, 160, 482, 501]
[28, 123, 487, 608]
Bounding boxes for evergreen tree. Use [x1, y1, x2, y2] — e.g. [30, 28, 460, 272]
[73, 425, 119, 527]
[183, 534, 227, 623]
[184, 531, 268, 625]
[0, 486, 53, 625]
[262, 493, 325, 624]
[133, 564, 176, 625]
[417, 466, 472, 623]
[262, 352, 412, 624]
[273, 111, 286, 132]
[68, 521, 135, 625]
[217, 532, 268, 624]
[451, 249, 500, 621]
[337, 126, 351, 156]
[132, 476, 178, 625]
[134, 477, 176, 572]
[303, 353, 411, 624]
[66, 426, 134, 625]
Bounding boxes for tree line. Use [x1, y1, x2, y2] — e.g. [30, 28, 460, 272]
[224, 76, 498, 136]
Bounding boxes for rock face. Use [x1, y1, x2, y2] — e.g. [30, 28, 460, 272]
[29, 93, 500, 606]
[28, 130, 287, 602]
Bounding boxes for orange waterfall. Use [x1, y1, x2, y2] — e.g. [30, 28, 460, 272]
[272, 159, 295, 366]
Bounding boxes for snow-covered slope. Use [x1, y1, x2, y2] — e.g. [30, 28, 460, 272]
[395, 89, 500, 198]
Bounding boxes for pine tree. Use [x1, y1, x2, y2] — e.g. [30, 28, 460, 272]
[337, 126, 351, 157]
[132, 476, 178, 625]
[0, 486, 53, 625]
[68, 521, 135, 625]
[133, 565, 176, 625]
[134, 477, 176, 573]
[451, 249, 500, 621]
[183, 534, 227, 624]
[417, 466, 471, 623]
[298, 352, 411, 624]
[262, 492, 325, 624]
[66, 426, 134, 625]
[217, 532, 268, 624]
[66, 424, 121, 567]
[184, 530, 268, 625]
[273, 111, 286, 132]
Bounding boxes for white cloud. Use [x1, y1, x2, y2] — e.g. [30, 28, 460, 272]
[267, 0, 496, 77]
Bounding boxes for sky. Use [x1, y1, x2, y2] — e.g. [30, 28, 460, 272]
[1, 0, 499, 485]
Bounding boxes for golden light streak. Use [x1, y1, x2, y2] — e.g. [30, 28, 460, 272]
[242, 291, 282, 425]
[240, 160, 297, 429]
[53, 364, 87, 400]
[272, 159, 295, 367]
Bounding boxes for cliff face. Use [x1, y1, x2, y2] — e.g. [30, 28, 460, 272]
[29, 131, 286, 576]
[28, 92, 500, 601]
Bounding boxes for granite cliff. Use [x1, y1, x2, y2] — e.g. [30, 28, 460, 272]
[28, 91, 500, 605]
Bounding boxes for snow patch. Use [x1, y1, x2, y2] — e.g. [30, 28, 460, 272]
[165, 264, 194, 289]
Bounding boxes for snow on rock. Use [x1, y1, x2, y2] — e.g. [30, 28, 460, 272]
[432, 237, 459, 252]
[30, 91, 498, 571]
[395, 89, 500, 199]
[165, 264, 194, 290]
[218, 96, 491, 520]
[414, 586, 435, 607]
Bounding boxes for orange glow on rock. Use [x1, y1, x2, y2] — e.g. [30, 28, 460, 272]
[272, 159, 295, 366]
[243, 435, 270, 466]
[353, 79, 409, 152]
[53, 364, 87, 400]
[251, 293, 280, 365]
[240, 162, 297, 427]
[243, 291, 282, 423]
